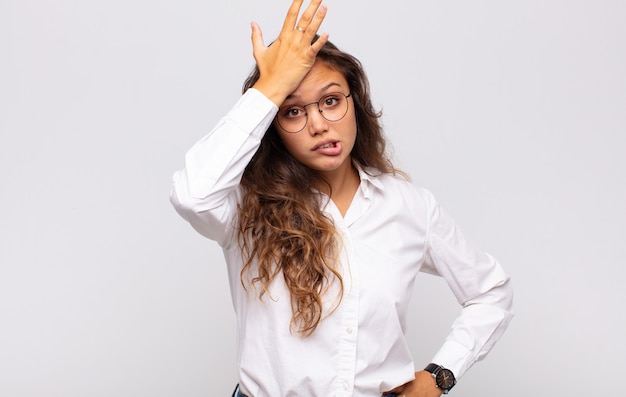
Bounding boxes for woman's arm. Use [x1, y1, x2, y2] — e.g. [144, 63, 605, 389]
[420, 188, 514, 386]
[169, 89, 277, 245]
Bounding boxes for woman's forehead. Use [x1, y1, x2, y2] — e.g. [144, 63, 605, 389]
[287, 62, 348, 100]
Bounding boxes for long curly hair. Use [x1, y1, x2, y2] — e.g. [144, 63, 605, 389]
[238, 38, 399, 336]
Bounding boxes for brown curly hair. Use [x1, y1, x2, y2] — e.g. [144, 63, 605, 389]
[238, 37, 400, 336]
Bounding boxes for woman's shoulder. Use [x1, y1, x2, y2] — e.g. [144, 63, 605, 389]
[362, 168, 428, 192]
[361, 168, 436, 205]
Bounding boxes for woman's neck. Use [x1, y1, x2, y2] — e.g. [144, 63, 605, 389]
[316, 161, 360, 217]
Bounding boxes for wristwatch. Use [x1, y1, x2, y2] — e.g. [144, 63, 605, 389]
[424, 363, 456, 394]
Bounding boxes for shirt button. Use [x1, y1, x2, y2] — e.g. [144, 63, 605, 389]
[346, 327, 353, 334]
[343, 381, 349, 390]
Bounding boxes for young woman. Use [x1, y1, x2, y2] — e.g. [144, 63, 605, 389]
[170, 1, 513, 396]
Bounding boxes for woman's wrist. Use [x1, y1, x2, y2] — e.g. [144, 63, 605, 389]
[251, 79, 291, 107]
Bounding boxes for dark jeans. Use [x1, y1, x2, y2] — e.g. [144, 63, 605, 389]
[232, 384, 247, 397]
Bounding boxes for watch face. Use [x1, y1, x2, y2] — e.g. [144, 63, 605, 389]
[436, 368, 456, 390]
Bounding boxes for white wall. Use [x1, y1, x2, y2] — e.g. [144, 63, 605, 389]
[1, 1, 624, 396]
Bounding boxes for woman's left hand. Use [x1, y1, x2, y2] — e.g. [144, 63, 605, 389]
[385, 371, 442, 397]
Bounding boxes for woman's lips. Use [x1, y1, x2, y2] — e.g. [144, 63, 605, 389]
[313, 141, 342, 155]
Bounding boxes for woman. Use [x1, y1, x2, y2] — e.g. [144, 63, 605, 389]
[170, 1, 513, 396]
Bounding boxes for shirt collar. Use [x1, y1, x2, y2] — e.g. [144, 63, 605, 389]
[356, 165, 386, 193]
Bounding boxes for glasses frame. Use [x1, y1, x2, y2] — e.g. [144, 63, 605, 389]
[276, 92, 352, 133]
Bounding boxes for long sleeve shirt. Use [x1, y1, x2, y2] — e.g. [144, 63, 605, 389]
[170, 88, 514, 397]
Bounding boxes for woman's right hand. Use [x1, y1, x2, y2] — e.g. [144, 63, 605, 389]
[250, 0, 329, 106]
[384, 371, 443, 397]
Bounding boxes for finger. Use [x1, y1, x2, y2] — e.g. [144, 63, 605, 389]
[303, 3, 327, 37]
[310, 31, 329, 54]
[250, 22, 266, 59]
[280, 0, 305, 34]
[295, 0, 323, 32]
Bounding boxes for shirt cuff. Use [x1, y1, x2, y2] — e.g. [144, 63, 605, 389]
[430, 339, 474, 380]
[233, 88, 279, 138]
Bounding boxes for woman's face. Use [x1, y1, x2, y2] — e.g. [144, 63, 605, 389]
[275, 60, 357, 179]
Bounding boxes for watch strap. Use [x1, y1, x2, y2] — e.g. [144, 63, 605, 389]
[424, 363, 442, 375]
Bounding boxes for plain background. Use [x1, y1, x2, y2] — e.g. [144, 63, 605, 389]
[1, 0, 625, 396]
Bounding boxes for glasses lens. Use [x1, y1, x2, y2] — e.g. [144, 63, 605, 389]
[277, 104, 307, 133]
[319, 93, 349, 122]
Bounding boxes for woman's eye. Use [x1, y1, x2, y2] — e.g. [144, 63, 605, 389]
[322, 96, 340, 107]
[284, 108, 304, 118]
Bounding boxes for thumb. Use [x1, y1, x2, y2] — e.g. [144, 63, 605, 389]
[250, 22, 265, 57]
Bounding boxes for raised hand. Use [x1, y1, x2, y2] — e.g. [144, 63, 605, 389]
[250, 0, 329, 106]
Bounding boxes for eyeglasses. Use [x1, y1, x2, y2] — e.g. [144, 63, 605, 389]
[277, 92, 352, 133]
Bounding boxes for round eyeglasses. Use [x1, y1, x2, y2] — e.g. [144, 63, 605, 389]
[276, 92, 352, 133]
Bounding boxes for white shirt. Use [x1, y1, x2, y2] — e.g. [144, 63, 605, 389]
[170, 89, 513, 397]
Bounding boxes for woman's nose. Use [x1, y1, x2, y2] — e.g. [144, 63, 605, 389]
[306, 107, 329, 135]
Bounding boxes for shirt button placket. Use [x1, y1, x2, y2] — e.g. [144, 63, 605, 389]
[334, 226, 359, 397]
